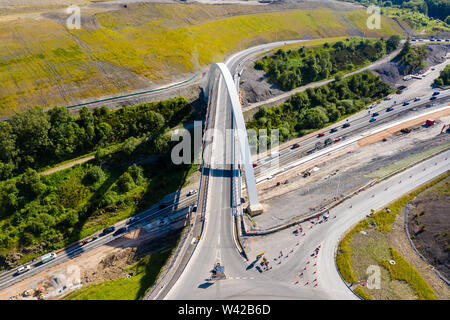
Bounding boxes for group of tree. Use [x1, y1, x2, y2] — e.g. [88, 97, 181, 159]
[254, 36, 400, 91]
[0, 97, 193, 181]
[347, 0, 450, 23]
[434, 64, 450, 86]
[247, 71, 393, 143]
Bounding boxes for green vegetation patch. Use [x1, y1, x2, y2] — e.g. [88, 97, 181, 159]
[394, 41, 427, 74]
[247, 71, 393, 144]
[0, 5, 403, 117]
[380, 247, 436, 300]
[254, 36, 400, 90]
[434, 64, 450, 87]
[354, 285, 373, 300]
[336, 171, 450, 299]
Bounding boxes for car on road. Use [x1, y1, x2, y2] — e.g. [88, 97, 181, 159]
[15, 265, 31, 276]
[102, 226, 115, 235]
[187, 189, 197, 196]
[291, 143, 300, 149]
[317, 132, 325, 137]
[127, 216, 141, 224]
[342, 122, 350, 128]
[425, 104, 432, 108]
[315, 141, 322, 149]
[403, 101, 410, 106]
[252, 163, 258, 168]
[369, 117, 377, 123]
[113, 227, 127, 236]
[158, 203, 170, 209]
[414, 97, 421, 102]
[191, 205, 197, 212]
[386, 107, 394, 112]
[324, 138, 333, 146]
[430, 96, 437, 101]
[334, 137, 341, 142]
[372, 112, 379, 117]
[330, 128, 338, 133]
[432, 91, 440, 96]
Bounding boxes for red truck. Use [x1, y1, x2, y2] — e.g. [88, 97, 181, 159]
[426, 119, 435, 126]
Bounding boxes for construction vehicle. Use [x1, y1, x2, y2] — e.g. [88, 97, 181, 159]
[441, 124, 450, 133]
[210, 262, 226, 280]
[425, 119, 435, 126]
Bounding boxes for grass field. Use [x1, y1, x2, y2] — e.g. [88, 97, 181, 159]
[64, 246, 175, 300]
[0, 3, 404, 117]
[336, 171, 450, 299]
[381, 7, 450, 34]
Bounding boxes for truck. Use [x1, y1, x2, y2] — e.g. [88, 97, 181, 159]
[270, 151, 280, 158]
[41, 252, 57, 264]
[426, 119, 435, 126]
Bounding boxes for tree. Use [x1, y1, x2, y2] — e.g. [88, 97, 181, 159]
[127, 164, 145, 186]
[386, 35, 401, 53]
[117, 172, 135, 193]
[8, 107, 51, 168]
[17, 168, 46, 199]
[303, 107, 329, 129]
[84, 166, 104, 184]
[0, 122, 17, 164]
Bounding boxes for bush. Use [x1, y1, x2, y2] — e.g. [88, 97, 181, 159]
[84, 166, 105, 185]
[127, 165, 145, 186]
[17, 168, 46, 199]
[117, 172, 135, 193]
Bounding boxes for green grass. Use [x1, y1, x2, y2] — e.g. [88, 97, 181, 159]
[64, 246, 174, 300]
[336, 171, 450, 299]
[0, 4, 403, 117]
[381, 7, 450, 34]
[354, 285, 373, 300]
[380, 247, 436, 300]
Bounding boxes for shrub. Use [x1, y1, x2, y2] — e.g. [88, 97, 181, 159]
[84, 166, 105, 185]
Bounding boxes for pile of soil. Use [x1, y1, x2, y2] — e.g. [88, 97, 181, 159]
[407, 176, 450, 280]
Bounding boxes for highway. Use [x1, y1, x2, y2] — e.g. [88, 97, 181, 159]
[1, 38, 448, 297]
[0, 192, 196, 291]
[167, 142, 449, 299]
[165, 40, 450, 299]
[252, 94, 450, 181]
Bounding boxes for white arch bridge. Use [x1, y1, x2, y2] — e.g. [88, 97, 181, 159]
[204, 62, 262, 214]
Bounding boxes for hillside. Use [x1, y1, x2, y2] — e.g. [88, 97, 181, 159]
[0, 1, 405, 118]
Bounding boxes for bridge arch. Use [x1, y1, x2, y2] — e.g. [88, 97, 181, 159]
[205, 63, 262, 213]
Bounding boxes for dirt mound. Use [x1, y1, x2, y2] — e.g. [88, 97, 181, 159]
[407, 176, 450, 281]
